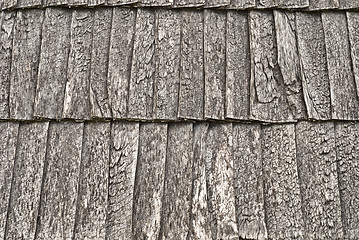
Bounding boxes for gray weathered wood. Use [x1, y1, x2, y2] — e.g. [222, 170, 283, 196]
[9, 10, 43, 120]
[34, 9, 72, 119]
[262, 124, 304, 239]
[255, 0, 277, 8]
[228, 0, 255, 8]
[90, 8, 112, 119]
[73, 122, 110, 239]
[5, 122, 49, 240]
[106, 122, 139, 239]
[226, 11, 250, 120]
[347, 12, 359, 101]
[335, 122, 359, 239]
[308, 0, 339, 10]
[133, 123, 167, 239]
[322, 12, 359, 120]
[174, 0, 205, 7]
[204, 10, 226, 120]
[274, 10, 307, 120]
[1, 0, 16, 9]
[35, 122, 83, 240]
[63, 10, 93, 120]
[249, 11, 294, 122]
[88, 0, 104, 6]
[206, 123, 238, 239]
[0, 12, 15, 119]
[232, 124, 267, 240]
[127, 9, 155, 120]
[0, 122, 18, 240]
[46, 0, 68, 6]
[190, 123, 211, 240]
[296, 122, 343, 239]
[140, 0, 173, 6]
[296, 12, 331, 120]
[154, 10, 180, 121]
[339, 0, 359, 9]
[160, 123, 193, 239]
[107, 0, 138, 5]
[68, 0, 87, 6]
[108, 8, 136, 119]
[17, 0, 42, 8]
[206, 0, 230, 7]
[178, 10, 204, 120]
[276, 0, 308, 8]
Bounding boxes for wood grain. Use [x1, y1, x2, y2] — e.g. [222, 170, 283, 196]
[233, 124, 267, 240]
[5, 122, 49, 240]
[0, 122, 18, 240]
[308, 0, 339, 10]
[34, 9, 72, 119]
[206, 0, 230, 7]
[107, 0, 138, 5]
[9, 10, 43, 120]
[228, 0, 255, 8]
[255, 0, 277, 8]
[174, 0, 205, 7]
[1, 0, 16, 10]
[140, 0, 173, 6]
[106, 122, 139, 239]
[35, 122, 83, 240]
[339, 0, 359, 9]
[347, 12, 359, 101]
[277, 0, 308, 8]
[17, 0, 42, 8]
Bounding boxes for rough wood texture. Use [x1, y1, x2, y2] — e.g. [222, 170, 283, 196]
[178, 10, 204, 120]
[335, 123, 359, 239]
[127, 9, 155, 120]
[226, 11, 250, 120]
[277, 0, 308, 8]
[154, 10, 180, 120]
[0, 122, 18, 240]
[174, 0, 205, 7]
[296, 122, 343, 239]
[1, 0, 16, 9]
[204, 10, 226, 120]
[88, 0, 104, 6]
[296, 12, 331, 120]
[107, 0, 138, 6]
[274, 10, 306, 120]
[34, 9, 72, 119]
[45, 0, 68, 6]
[308, 0, 339, 10]
[233, 124, 267, 240]
[206, 0, 230, 7]
[9, 10, 43, 120]
[108, 8, 136, 119]
[255, 0, 277, 8]
[5, 122, 49, 240]
[68, 0, 87, 6]
[0, 12, 15, 119]
[106, 122, 139, 239]
[322, 12, 359, 120]
[35, 122, 83, 240]
[63, 10, 93, 120]
[73, 122, 110, 239]
[90, 8, 112, 119]
[249, 11, 294, 122]
[133, 123, 167, 239]
[228, 0, 255, 8]
[262, 124, 304, 239]
[346, 12, 359, 101]
[206, 123, 238, 239]
[140, 0, 173, 6]
[160, 123, 193, 239]
[190, 123, 211, 240]
[339, 0, 359, 9]
[17, 0, 42, 8]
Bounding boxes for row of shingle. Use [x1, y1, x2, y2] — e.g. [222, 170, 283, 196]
[0, 120, 357, 239]
[1, 8, 359, 122]
[1, 0, 359, 11]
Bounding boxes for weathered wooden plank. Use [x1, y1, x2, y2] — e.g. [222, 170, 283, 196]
[339, 0, 359, 9]
[0, 122, 18, 240]
[34, 9, 72, 119]
[88, 0, 104, 6]
[160, 123, 193, 239]
[262, 124, 304, 239]
[178, 10, 204, 120]
[296, 122, 343, 240]
[108, 8, 136, 119]
[154, 10, 181, 121]
[1, 0, 16, 9]
[174, 0, 205, 7]
[107, 0, 138, 5]
[255, 0, 277, 8]
[296, 12, 331, 120]
[0, 12, 15, 119]
[127, 9, 155, 120]
[106, 122, 139, 239]
[204, 10, 226, 120]
[274, 10, 307, 120]
[5, 122, 49, 239]
[347, 12, 359, 101]
[190, 123, 211, 240]
[73, 122, 110, 239]
[226, 11, 250, 120]
[140, 0, 173, 6]
[228, 0, 255, 8]
[335, 122, 359, 239]
[68, 0, 87, 6]
[17, 0, 42, 8]
[206, 0, 230, 7]
[9, 10, 43, 120]
[35, 122, 83, 240]
[308, 0, 339, 10]
[63, 10, 93, 120]
[276, 0, 308, 8]
[206, 123, 238, 239]
[133, 123, 167, 239]
[249, 11, 293, 122]
[90, 8, 112, 119]
[45, 0, 68, 6]
[322, 12, 359, 120]
[233, 124, 267, 240]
